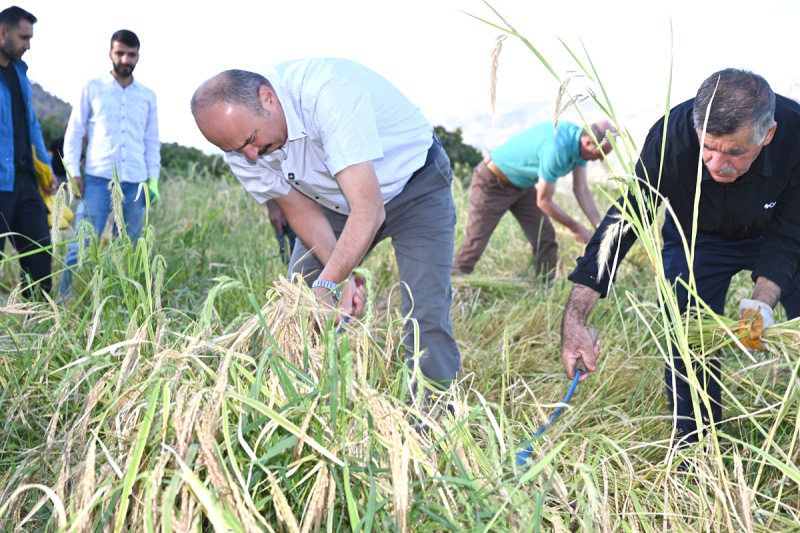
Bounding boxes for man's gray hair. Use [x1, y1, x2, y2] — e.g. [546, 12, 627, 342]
[191, 69, 274, 117]
[693, 68, 776, 145]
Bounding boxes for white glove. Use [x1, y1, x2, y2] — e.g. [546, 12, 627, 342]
[738, 298, 775, 328]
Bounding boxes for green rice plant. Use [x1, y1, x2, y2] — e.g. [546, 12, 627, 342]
[3, 162, 799, 530]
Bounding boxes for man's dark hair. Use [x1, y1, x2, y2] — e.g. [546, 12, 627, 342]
[0, 6, 37, 27]
[110, 29, 140, 49]
[693, 68, 776, 144]
[191, 69, 274, 117]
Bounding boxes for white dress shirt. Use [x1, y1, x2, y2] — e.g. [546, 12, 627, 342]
[225, 58, 432, 214]
[64, 73, 160, 183]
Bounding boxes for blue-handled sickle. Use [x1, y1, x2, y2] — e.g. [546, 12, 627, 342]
[516, 327, 596, 466]
[515, 368, 582, 465]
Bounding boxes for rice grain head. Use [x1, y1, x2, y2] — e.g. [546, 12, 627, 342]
[555, 95, 588, 127]
[90, 267, 102, 314]
[45, 390, 66, 451]
[75, 438, 96, 533]
[733, 452, 754, 532]
[325, 471, 336, 528]
[299, 463, 329, 533]
[490, 35, 507, 118]
[50, 183, 66, 247]
[56, 447, 69, 506]
[391, 437, 410, 532]
[267, 469, 301, 533]
[176, 390, 204, 460]
[66, 172, 77, 202]
[197, 413, 232, 506]
[153, 255, 166, 311]
[111, 242, 127, 282]
[365, 393, 412, 532]
[109, 178, 126, 241]
[74, 375, 109, 445]
[553, 77, 572, 132]
[76, 219, 91, 268]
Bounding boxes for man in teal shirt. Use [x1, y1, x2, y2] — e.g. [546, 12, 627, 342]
[452, 120, 613, 276]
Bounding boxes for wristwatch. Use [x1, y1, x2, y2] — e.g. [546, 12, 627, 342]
[311, 279, 341, 304]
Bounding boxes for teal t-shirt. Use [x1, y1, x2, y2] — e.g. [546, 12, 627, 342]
[489, 121, 587, 189]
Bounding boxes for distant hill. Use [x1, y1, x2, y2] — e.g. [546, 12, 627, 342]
[30, 81, 72, 146]
[31, 81, 71, 123]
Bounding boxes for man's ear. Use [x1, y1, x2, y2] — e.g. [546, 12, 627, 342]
[258, 85, 276, 111]
[578, 134, 597, 158]
[762, 122, 777, 147]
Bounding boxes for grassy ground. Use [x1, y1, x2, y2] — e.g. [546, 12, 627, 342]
[1, 164, 799, 531]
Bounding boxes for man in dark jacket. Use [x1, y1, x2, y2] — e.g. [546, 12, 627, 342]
[0, 6, 52, 298]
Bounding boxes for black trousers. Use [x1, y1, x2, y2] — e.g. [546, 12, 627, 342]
[0, 170, 52, 298]
[661, 217, 800, 442]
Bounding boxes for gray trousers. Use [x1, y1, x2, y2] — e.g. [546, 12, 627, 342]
[289, 148, 461, 386]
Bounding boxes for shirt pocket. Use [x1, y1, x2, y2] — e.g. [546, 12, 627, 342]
[755, 195, 780, 232]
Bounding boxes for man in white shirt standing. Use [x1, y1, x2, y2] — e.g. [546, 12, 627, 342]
[60, 29, 160, 295]
[191, 59, 461, 392]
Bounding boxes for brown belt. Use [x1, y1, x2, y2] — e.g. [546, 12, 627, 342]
[484, 156, 517, 189]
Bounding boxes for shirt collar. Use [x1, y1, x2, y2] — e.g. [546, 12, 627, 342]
[107, 71, 136, 89]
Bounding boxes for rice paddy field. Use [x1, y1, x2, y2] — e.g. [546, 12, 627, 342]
[1, 149, 799, 531]
[2, 11, 800, 531]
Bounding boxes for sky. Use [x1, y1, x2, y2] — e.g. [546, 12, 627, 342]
[19, 0, 800, 153]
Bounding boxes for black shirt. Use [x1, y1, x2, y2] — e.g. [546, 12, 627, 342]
[570, 95, 800, 298]
[0, 62, 33, 177]
[49, 137, 67, 177]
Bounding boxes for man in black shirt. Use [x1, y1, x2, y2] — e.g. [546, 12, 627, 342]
[560, 69, 800, 443]
[0, 6, 53, 299]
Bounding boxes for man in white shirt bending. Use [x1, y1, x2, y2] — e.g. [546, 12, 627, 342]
[61, 29, 160, 295]
[191, 59, 460, 391]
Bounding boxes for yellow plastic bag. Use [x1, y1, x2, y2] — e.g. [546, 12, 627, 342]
[32, 145, 74, 229]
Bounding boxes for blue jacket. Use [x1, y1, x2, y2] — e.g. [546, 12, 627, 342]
[0, 59, 51, 191]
